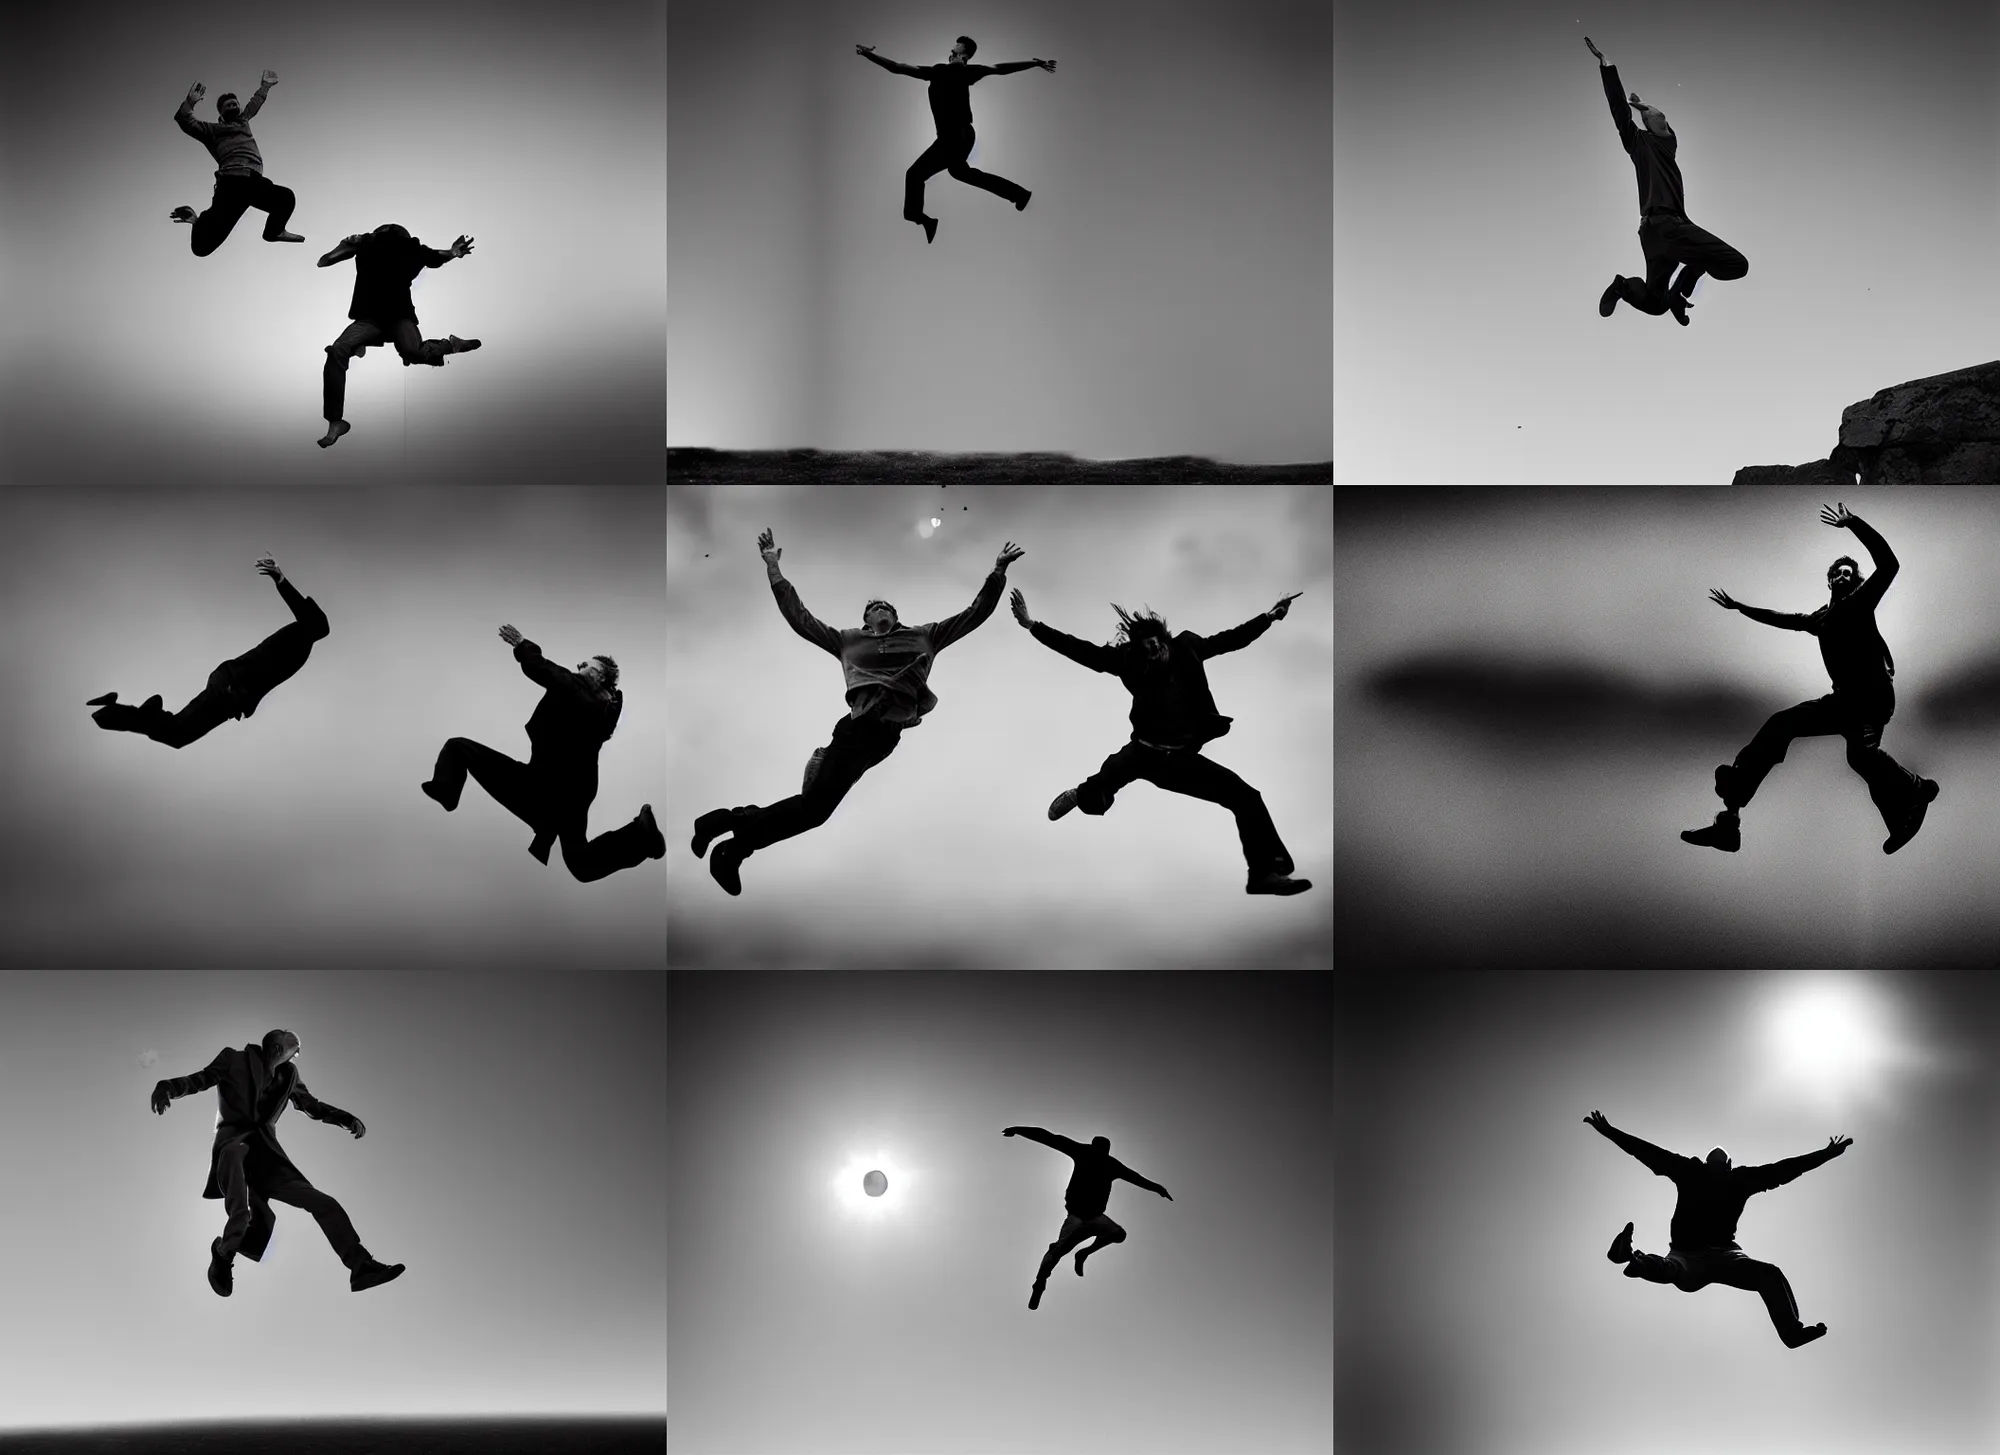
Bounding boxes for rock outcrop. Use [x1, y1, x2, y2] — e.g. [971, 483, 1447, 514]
[1733, 360, 2000, 484]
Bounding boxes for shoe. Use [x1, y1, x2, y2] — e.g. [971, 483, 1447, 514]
[1785, 1322, 1828, 1349]
[1029, 1279, 1046, 1311]
[636, 804, 666, 860]
[921, 217, 938, 245]
[170, 205, 196, 223]
[1883, 778, 1939, 855]
[1016, 191, 1031, 212]
[1607, 1220, 1634, 1264]
[86, 692, 118, 707]
[709, 839, 745, 896]
[350, 1259, 406, 1293]
[1680, 810, 1740, 852]
[1713, 763, 1743, 805]
[1048, 787, 1080, 821]
[420, 778, 458, 812]
[690, 808, 737, 859]
[1599, 276, 1623, 317]
[1668, 292, 1691, 326]
[1246, 872, 1312, 896]
[1073, 1250, 1088, 1278]
[207, 1237, 233, 1297]
[447, 335, 482, 354]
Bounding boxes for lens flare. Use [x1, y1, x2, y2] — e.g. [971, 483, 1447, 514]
[1750, 972, 1928, 1115]
[833, 1150, 913, 1218]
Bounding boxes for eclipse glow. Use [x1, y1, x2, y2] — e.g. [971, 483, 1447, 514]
[916, 517, 941, 540]
[1752, 973, 1921, 1114]
[833, 1150, 915, 1218]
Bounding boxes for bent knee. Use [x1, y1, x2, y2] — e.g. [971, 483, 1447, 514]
[1717, 255, 1749, 281]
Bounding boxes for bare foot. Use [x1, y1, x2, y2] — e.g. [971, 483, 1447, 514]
[317, 420, 351, 449]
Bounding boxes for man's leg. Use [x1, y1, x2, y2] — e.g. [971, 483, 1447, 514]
[1661, 215, 1749, 299]
[214, 1140, 254, 1260]
[723, 716, 906, 858]
[557, 804, 667, 883]
[92, 683, 235, 748]
[1836, 700, 1925, 831]
[1031, 1215, 1092, 1307]
[1705, 1253, 1823, 1347]
[1148, 750, 1300, 885]
[247, 175, 303, 242]
[1072, 1215, 1126, 1277]
[425, 737, 536, 820]
[259, 1175, 370, 1273]
[944, 128, 1030, 208]
[322, 320, 384, 445]
[1072, 741, 1153, 817]
[189, 179, 254, 257]
[905, 136, 956, 226]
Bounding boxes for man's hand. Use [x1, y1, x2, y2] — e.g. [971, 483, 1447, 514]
[1003, 1127, 1018, 1137]
[758, 527, 781, 563]
[1035, 58, 1057, 72]
[1708, 588, 1739, 611]
[1826, 1135, 1853, 1155]
[349, 1119, 367, 1140]
[151, 1084, 172, 1115]
[498, 623, 524, 647]
[187, 82, 207, 101]
[1628, 91, 1644, 106]
[450, 234, 475, 259]
[856, 44, 876, 57]
[1009, 587, 1033, 628]
[254, 554, 284, 582]
[1584, 36, 1605, 64]
[260, 70, 279, 88]
[995, 541, 1026, 570]
[1267, 591, 1303, 622]
[1158, 1186, 1173, 1201]
[1584, 1110, 1611, 1133]
[1820, 502, 1854, 530]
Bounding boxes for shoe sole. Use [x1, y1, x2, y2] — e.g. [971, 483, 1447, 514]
[1679, 832, 1739, 852]
[1048, 790, 1078, 821]
[709, 847, 743, 896]
[1246, 878, 1312, 896]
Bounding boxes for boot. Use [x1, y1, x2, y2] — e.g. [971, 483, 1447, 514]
[207, 1237, 234, 1297]
[1680, 809, 1740, 852]
[1883, 778, 1939, 855]
[350, 1257, 407, 1293]
[1606, 1221, 1633, 1263]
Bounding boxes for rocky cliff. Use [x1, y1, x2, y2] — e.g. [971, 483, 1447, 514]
[1733, 360, 2000, 484]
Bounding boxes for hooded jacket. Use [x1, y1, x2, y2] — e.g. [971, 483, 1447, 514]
[1027, 610, 1275, 750]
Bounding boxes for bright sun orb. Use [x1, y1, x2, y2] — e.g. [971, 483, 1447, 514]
[834, 1150, 913, 1218]
[1754, 973, 1916, 1114]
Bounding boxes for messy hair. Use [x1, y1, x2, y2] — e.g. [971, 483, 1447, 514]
[1108, 602, 1171, 650]
[592, 655, 621, 693]
[863, 598, 899, 624]
[956, 34, 978, 58]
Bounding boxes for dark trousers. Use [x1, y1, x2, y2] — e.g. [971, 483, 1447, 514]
[428, 736, 658, 882]
[91, 676, 238, 748]
[1624, 1245, 1807, 1343]
[191, 174, 297, 258]
[323, 317, 454, 423]
[1616, 213, 1749, 313]
[720, 712, 907, 857]
[215, 1139, 367, 1271]
[905, 127, 1028, 221]
[1076, 740, 1293, 882]
[1720, 689, 1920, 829]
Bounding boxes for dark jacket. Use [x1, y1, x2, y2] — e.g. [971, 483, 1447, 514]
[1740, 517, 1900, 701]
[1027, 610, 1275, 750]
[514, 638, 623, 858]
[1011, 1128, 1161, 1219]
[335, 232, 455, 326]
[1601, 1124, 1842, 1250]
[1601, 63, 1686, 217]
[156, 1044, 360, 1202]
[213, 576, 330, 719]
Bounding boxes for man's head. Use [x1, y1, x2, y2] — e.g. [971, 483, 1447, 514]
[863, 600, 900, 636]
[261, 1029, 301, 1068]
[371, 222, 412, 245]
[576, 654, 620, 694]
[1828, 556, 1862, 601]
[1639, 106, 1671, 139]
[216, 93, 242, 123]
[950, 35, 976, 64]
[1111, 603, 1172, 665]
[1705, 1147, 1731, 1170]
[1090, 1135, 1110, 1153]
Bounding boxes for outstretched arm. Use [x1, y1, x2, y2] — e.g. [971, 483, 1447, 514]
[240, 70, 277, 119]
[1003, 1126, 1081, 1154]
[1748, 1135, 1851, 1192]
[856, 45, 923, 77]
[317, 234, 366, 268]
[1117, 1164, 1173, 1200]
[257, 556, 328, 639]
[1708, 588, 1814, 632]
[151, 1049, 229, 1113]
[291, 1077, 366, 1138]
[1584, 1110, 1685, 1177]
[1824, 503, 1899, 606]
[1190, 603, 1281, 660]
[989, 59, 1055, 74]
[757, 528, 843, 656]
[929, 543, 1022, 651]
[175, 82, 210, 139]
[422, 235, 475, 270]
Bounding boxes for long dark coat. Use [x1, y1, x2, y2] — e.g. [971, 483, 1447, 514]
[157, 1043, 359, 1201]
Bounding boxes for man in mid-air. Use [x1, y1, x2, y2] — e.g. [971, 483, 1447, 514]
[1004, 1125, 1172, 1311]
[688, 526, 1021, 896]
[1682, 502, 1937, 855]
[1586, 1110, 1848, 1348]
[856, 35, 1056, 244]
[1010, 586, 1313, 895]
[87, 554, 329, 749]
[315, 224, 481, 449]
[151, 1029, 405, 1296]
[1585, 35, 1747, 325]
[171, 72, 305, 256]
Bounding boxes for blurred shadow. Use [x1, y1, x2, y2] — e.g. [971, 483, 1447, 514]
[1918, 654, 2000, 729]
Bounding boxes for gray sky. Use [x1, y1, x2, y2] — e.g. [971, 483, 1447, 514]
[667, 485, 1332, 969]
[669, 970, 1332, 1455]
[0, 485, 665, 969]
[0, 970, 664, 1432]
[1339, 970, 1999, 1455]
[1338, 486, 2000, 967]
[668, 0, 1331, 466]
[3, 0, 665, 485]
[1335, 0, 1999, 482]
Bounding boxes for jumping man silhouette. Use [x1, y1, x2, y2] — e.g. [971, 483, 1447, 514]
[1005, 1126, 1171, 1311]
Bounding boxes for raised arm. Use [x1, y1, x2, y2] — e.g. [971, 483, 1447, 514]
[1584, 1110, 1685, 1177]
[988, 59, 1055, 75]
[1116, 1162, 1172, 1200]
[240, 70, 277, 119]
[1707, 588, 1813, 632]
[1191, 605, 1279, 661]
[757, 528, 842, 656]
[317, 234, 366, 268]
[1003, 1125, 1080, 1154]
[175, 82, 211, 139]
[1025, 618, 1123, 674]
[1595, 52, 1637, 146]
[1823, 503, 1898, 606]
[856, 45, 923, 77]
[256, 556, 329, 640]
[1747, 1136, 1851, 1192]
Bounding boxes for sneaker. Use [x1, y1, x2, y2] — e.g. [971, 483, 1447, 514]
[1047, 787, 1080, 821]
[1246, 872, 1312, 896]
[1883, 778, 1939, 855]
[636, 804, 666, 860]
[690, 808, 737, 859]
[1680, 811, 1740, 852]
[1606, 1221, 1634, 1264]
[207, 1237, 233, 1298]
[1599, 276, 1624, 317]
[350, 1259, 406, 1293]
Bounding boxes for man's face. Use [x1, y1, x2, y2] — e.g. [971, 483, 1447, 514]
[217, 94, 242, 122]
[577, 658, 606, 689]
[1138, 633, 1170, 666]
[1706, 1147, 1730, 1170]
[268, 1037, 300, 1069]
[1828, 561, 1858, 599]
[1642, 109, 1670, 138]
[864, 605, 897, 636]
[948, 40, 970, 65]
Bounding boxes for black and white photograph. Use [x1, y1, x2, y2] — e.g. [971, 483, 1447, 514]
[666, 0, 1330, 483]
[668, 484, 1332, 969]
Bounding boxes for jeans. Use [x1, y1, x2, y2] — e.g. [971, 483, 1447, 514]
[1624, 1244, 1808, 1342]
[190, 174, 297, 257]
[905, 127, 1029, 220]
[723, 712, 908, 857]
[1721, 688, 1921, 829]
[323, 318, 456, 423]
[91, 679, 238, 748]
[427, 736, 659, 882]
[215, 1137, 367, 1270]
[1076, 739, 1294, 881]
[1616, 212, 1749, 313]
